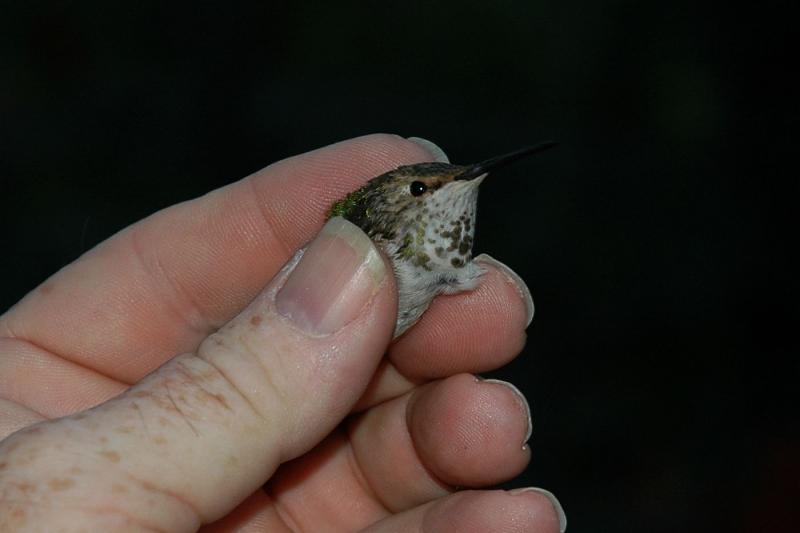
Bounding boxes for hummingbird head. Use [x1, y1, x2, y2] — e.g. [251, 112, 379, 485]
[329, 141, 557, 272]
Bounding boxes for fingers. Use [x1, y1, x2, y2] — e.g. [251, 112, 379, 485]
[0, 337, 126, 420]
[0, 257, 533, 421]
[354, 255, 534, 410]
[404, 375, 532, 488]
[0, 134, 434, 384]
[352, 358, 420, 412]
[253, 374, 533, 531]
[364, 489, 565, 533]
[0, 218, 397, 529]
[0, 133, 534, 431]
[199, 490, 288, 533]
[0, 398, 44, 438]
[350, 375, 532, 506]
[389, 255, 533, 379]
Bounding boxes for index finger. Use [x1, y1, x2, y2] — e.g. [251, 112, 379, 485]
[0, 134, 433, 383]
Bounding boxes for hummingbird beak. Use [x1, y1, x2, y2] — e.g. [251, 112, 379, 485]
[454, 141, 558, 181]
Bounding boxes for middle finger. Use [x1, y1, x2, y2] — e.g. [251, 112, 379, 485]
[265, 373, 532, 530]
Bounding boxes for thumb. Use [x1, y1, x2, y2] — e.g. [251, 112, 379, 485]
[0, 217, 396, 531]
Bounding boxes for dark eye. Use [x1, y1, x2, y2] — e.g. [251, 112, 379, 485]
[410, 181, 427, 196]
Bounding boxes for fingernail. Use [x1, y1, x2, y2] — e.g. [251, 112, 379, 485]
[276, 217, 386, 335]
[509, 487, 567, 532]
[407, 136, 450, 163]
[482, 379, 532, 446]
[474, 253, 534, 327]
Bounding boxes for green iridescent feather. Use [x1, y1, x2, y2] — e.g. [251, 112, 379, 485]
[328, 188, 367, 219]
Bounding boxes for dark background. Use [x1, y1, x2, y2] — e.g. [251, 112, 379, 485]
[1, 1, 797, 531]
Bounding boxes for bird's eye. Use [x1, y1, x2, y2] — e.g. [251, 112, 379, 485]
[410, 181, 427, 196]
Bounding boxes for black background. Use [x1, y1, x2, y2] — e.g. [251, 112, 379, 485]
[1, 2, 797, 531]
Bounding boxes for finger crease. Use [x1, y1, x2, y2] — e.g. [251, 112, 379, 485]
[126, 471, 204, 528]
[262, 484, 304, 533]
[246, 176, 294, 260]
[0, 335, 129, 392]
[0, 393, 48, 419]
[128, 228, 217, 339]
[193, 350, 267, 425]
[403, 403, 454, 496]
[164, 381, 200, 437]
[343, 427, 393, 516]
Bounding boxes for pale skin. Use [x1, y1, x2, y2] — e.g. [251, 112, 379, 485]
[0, 135, 564, 532]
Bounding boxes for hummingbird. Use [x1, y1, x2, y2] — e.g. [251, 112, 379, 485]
[328, 141, 557, 337]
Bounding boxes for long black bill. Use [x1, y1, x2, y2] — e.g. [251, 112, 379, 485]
[455, 141, 558, 181]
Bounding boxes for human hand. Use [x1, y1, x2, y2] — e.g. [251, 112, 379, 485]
[0, 135, 566, 532]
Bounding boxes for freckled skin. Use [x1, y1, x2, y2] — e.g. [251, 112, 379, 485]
[99, 450, 121, 463]
[0, 352, 250, 530]
[48, 477, 75, 491]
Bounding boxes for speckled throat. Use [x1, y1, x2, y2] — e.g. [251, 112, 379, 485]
[327, 141, 557, 336]
[390, 176, 482, 271]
